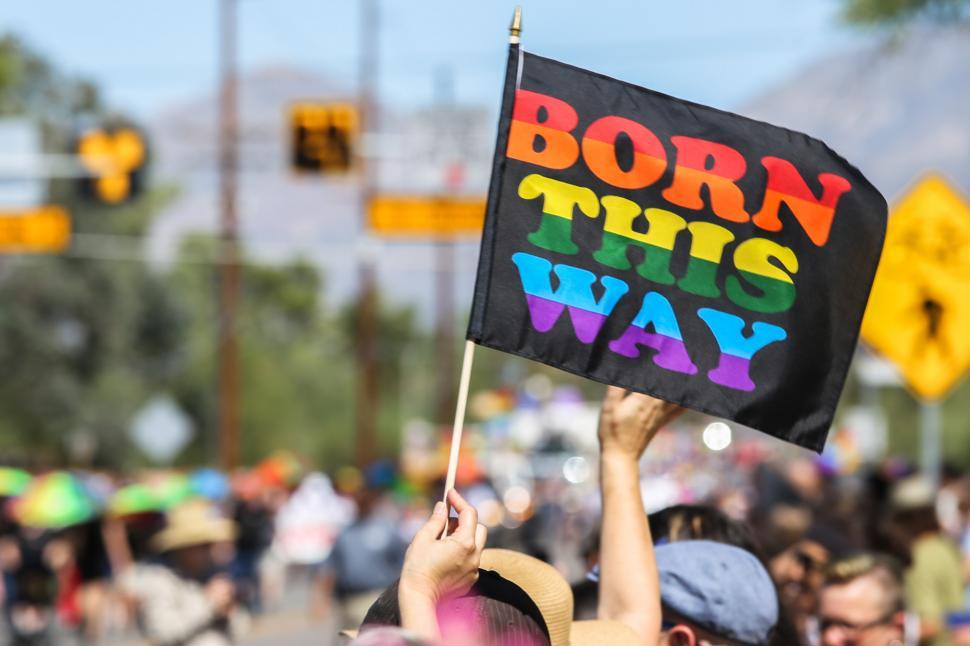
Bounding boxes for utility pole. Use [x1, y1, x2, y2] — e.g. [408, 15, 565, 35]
[920, 401, 942, 489]
[217, 0, 241, 470]
[355, 0, 380, 467]
[434, 68, 458, 426]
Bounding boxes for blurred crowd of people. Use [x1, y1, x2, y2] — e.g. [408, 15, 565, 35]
[3, 390, 970, 645]
[0, 453, 332, 644]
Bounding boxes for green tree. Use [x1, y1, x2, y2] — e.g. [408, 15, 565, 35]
[843, 0, 969, 24]
[0, 193, 183, 465]
[0, 34, 98, 118]
[0, 35, 180, 466]
[0, 33, 443, 471]
[167, 236, 425, 468]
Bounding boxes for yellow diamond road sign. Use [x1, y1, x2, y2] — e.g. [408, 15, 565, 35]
[861, 175, 970, 400]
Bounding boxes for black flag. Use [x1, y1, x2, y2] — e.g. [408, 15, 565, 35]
[468, 46, 887, 452]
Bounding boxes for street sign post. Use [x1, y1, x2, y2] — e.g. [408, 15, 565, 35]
[129, 395, 194, 465]
[861, 175, 970, 485]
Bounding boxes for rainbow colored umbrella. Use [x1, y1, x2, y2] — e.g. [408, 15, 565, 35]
[147, 473, 192, 510]
[108, 483, 163, 517]
[16, 472, 98, 529]
[0, 467, 31, 497]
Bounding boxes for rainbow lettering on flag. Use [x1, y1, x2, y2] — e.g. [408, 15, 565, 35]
[468, 47, 886, 451]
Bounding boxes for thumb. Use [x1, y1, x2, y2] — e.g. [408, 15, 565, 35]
[414, 501, 448, 542]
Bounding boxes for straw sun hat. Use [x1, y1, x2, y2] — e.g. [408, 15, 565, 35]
[354, 548, 641, 645]
[480, 548, 640, 646]
[152, 499, 237, 552]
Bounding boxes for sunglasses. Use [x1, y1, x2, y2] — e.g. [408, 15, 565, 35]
[793, 548, 827, 572]
[817, 611, 896, 634]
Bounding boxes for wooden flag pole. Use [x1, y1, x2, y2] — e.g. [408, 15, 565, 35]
[441, 8, 520, 510]
[442, 339, 476, 500]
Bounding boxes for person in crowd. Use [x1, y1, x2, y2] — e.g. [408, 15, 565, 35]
[230, 488, 276, 612]
[586, 539, 780, 646]
[59, 519, 114, 641]
[593, 386, 781, 646]
[353, 488, 642, 645]
[103, 499, 244, 646]
[814, 552, 907, 646]
[657, 540, 779, 646]
[753, 489, 853, 642]
[645, 504, 801, 646]
[570, 532, 600, 621]
[321, 461, 410, 629]
[885, 475, 964, 646]
[1, 526, 59, 645]
[765, 522, 838, 638]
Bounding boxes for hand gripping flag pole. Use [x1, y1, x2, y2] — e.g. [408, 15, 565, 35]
[441, 7, 522, 514]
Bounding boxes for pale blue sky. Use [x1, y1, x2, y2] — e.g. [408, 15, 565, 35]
[4, 1, 860, 119]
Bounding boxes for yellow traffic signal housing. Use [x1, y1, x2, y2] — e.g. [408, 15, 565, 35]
[289, 102, 358, 173]
[77, 127, 147, 204]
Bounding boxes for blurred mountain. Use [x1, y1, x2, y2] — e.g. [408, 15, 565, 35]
[743, 24, 970, 200]
[147, 65, 494, 315]
[148, 26, 970, 317]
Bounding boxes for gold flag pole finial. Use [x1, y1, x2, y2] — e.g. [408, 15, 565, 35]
[509, 6, 522, 44]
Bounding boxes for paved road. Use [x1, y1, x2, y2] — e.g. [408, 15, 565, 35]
[241, 611, 339, 646]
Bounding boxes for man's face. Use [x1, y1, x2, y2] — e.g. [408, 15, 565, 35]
[770, 539, 828, 619]
[172, 544, 213, 578]
[818, 576, 903, 646]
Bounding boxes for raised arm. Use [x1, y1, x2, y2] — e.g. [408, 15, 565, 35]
[596, 386, 683, 644]
[101, 517, 134, 576]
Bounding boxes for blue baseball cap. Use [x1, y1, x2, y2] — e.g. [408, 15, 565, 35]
[655, 540, 778, 645]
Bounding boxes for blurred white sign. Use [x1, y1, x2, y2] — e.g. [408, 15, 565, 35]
[129, 395, 194, 464]
[0, 119, 44, 207]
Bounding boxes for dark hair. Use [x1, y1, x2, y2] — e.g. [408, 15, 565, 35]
[893, 506, 940, 539]
[362, 572, 550, 645]
[876, 505, 940, 566]
[649, 504, 767, 561]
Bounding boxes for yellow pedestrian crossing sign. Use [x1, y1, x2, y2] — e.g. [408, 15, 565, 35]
[861, 175, 970, 400]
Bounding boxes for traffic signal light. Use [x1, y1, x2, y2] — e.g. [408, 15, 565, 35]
[77, 127, 147, 204]
[289, 102, 358, 173]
